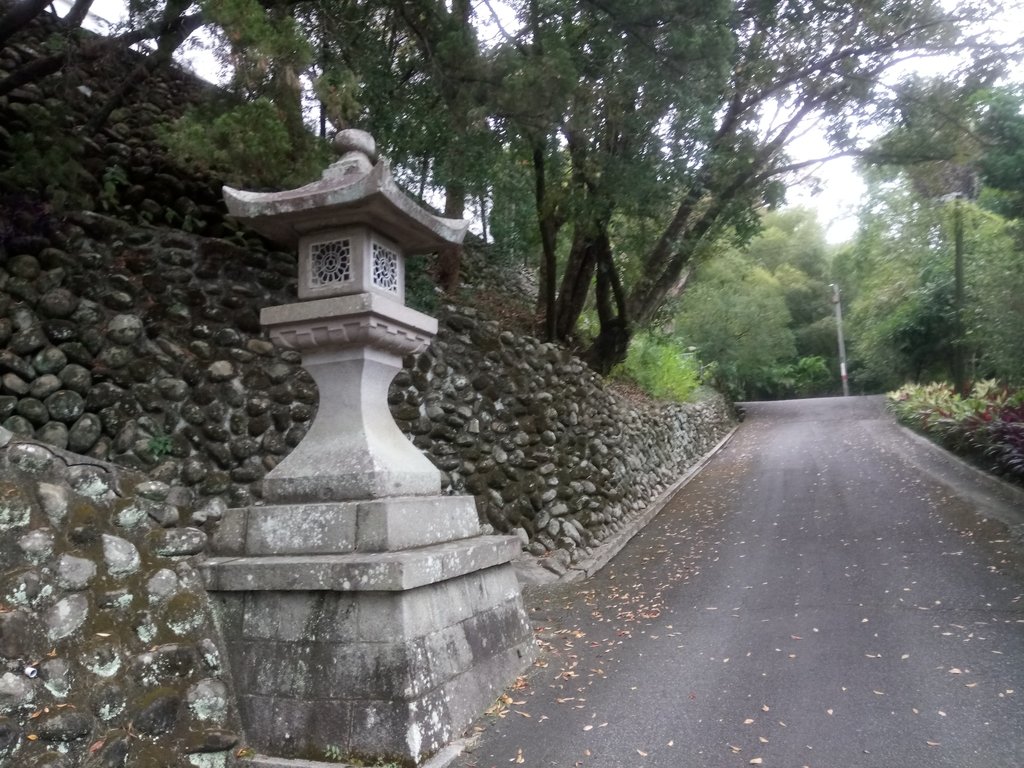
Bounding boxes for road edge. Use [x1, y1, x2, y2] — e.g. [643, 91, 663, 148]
[894, 421, 1024, 531]
[513, 423, 741, 586]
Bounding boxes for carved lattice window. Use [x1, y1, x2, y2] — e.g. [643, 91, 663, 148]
[371, 241, 399, 293]
[310, 239, 352, 286]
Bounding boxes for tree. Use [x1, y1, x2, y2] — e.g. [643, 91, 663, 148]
[976, 87, 1024, 221]
[744, 208, 836, 362]
[623, 0, 1014, 352]
[4, 0, 1017, 379]
[491, 0, 734, 368]
[495, 0, 1015, 372]
[675, 250, 796, 399]
[860, 79, 1024, 390]
[669, 207, 844, 399]
[835, 168, 1024, 391]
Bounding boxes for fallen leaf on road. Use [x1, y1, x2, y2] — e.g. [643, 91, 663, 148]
[514, 748, 525, 763]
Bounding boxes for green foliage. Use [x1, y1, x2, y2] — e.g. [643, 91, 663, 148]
[674, 242, 799, 400]
[161, 98, 330, 188]
[0, 109, 94, 209]
[972, 87, 1024, 221]
[313, 66, 362, 129]
[146, 433, 174, 459]
[404, 254, 439, 315]
[611, 332, 701, 402]
[888, 381, 1024, 481]
[838, 173, 1024, 391]
[767, 356, 834, 400]
[98, 164, 129, 212]
[323, 745, 345, 762]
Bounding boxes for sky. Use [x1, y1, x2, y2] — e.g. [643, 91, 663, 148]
[782, 1, 1024, 244]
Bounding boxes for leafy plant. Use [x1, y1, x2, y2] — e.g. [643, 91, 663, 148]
[147, 433, 174, 459]
[323, 745, 345, 762]
[99, 164, 129, 212]
[161, 99, 330, 189]
[611, 332, 701, 402]
[888, 381, 1024, 481]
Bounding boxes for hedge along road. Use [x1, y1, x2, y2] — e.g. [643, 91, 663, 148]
[453, 396, 1024, 768]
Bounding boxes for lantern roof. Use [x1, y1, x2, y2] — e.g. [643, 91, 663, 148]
[222, 130, 468, 253]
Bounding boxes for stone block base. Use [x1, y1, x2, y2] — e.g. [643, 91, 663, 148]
[212, 495, 481, 557]
[203, 539, 534, 764]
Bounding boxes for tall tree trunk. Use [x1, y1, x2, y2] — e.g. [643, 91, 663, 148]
[532, 144, 559, 340]
[478, 191, 488, 243]
[585, 229, 631, 374]
[553, 225, 598, 341]
[628, 162, 758, 328]
[436, 181, 465, 294]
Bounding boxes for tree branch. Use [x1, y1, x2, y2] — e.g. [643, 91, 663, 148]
[0, 9, 205, 99]
[0, 0, 52, 49]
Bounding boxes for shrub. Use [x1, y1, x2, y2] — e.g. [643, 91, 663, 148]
[887, 381, 1024, 481]
[612, 333, 701, 402]
[161, 98, 330, 189]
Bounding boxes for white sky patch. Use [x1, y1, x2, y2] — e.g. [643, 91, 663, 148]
[783, 1, 1024, 245]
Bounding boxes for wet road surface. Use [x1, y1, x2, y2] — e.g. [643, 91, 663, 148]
[453, 396, 1024, 768]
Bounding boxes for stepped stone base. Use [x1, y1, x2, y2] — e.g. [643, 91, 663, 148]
[202, 508, 534, 764]
[212, 496, 482, 557]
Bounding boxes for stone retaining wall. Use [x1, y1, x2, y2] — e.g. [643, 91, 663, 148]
[0, 210, 734, 563]
[0, 427, 239, 768]
[395, 308, 735, 568]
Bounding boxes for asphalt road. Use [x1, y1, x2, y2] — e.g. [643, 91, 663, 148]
[453, 396, 1024, 768]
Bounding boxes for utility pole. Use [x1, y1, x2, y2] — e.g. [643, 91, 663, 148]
[951, 197, 966, 394]
[831, 283, 849, 397]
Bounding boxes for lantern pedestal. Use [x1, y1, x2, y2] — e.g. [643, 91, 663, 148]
[258, 292, 441, 503]
[202, 131, 534, 765]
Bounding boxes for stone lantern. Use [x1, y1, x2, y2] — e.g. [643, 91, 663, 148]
[202, 131, 534, 765]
